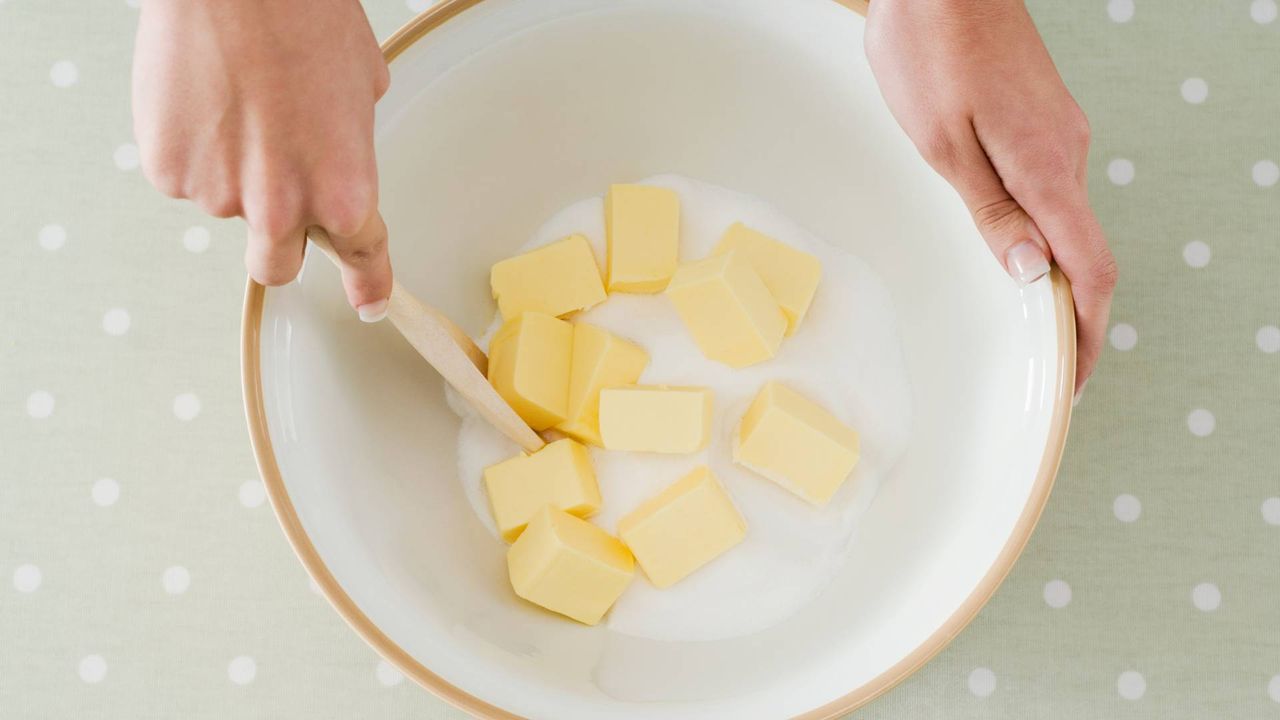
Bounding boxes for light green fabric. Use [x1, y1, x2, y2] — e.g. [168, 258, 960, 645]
[1, 1, 1277, 718]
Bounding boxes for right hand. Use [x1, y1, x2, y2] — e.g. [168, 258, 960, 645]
[132, 0, 394, 321]
[865, 0, 1117, 396]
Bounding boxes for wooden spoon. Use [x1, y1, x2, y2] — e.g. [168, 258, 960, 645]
[306, 226, 546, 453]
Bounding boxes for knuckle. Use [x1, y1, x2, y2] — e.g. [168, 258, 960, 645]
[918, 128, 960, 171]
[140, 149, 186, 198]
[246, 246, 302, 287]
[1072, 247, 1118, 299]
[373, 61, 391, 99]
[318, 184, 374, 237]
[249, 265, 299, 287]
[971, 197, 1026, 235]
[1090, 250, 1119, 291]
[245, 194, 302, 240]
[340, 233, 387, 267]
[1065, 103, 1092, 148]
[196, 191, 241, 219]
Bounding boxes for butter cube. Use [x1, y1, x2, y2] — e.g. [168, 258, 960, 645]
[605, 184, 680, 293]
[487, 312, 573, 430]
[490, 234, 607, 320]
[733, 382, 860, 505]
[507, 506, 635, 625]
[617, 466, 746, 588]
[713, 223, 822, 334]
[483, 439, 601, 542]
[665, 250, 787, 368]
[556, 324, 649, 446]
[598, 386, 712, 454]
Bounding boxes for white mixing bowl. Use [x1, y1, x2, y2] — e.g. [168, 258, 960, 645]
[241, 1, 1075, 717]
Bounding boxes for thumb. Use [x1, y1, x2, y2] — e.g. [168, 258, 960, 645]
[971, 196, 1053, 288]
[917, 127, 1052, 286]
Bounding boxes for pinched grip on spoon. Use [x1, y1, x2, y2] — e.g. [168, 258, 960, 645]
[307, 226, 546, 454]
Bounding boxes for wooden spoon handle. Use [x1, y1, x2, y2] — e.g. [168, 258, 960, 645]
[306, 227, 545, 453]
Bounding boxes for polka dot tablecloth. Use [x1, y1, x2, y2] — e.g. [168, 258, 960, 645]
[1, 1, 1276, 718]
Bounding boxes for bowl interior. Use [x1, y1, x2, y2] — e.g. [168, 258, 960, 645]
[254, 0, 1068, 717]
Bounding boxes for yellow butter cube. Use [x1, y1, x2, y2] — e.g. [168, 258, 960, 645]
[484, 439, 601, 542]
[617, 466, 746, 588]
[605, 184, 680, 293]
[733, 382, 860, 505]
[490, 234, 607, 320]
[556, 324, 649, 446]
[598, 386, 712, 454]
[664, 250, 786, 368]
[487, 312, 573, 430]
[507, 506, 635, 625]
[713, 223, 822, 335]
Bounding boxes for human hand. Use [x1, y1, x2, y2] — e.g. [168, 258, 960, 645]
[132, 0, 393, 320]
[865, 0, 1116, 395]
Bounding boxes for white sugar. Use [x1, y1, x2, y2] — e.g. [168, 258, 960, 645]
[452, 175, 912, 641]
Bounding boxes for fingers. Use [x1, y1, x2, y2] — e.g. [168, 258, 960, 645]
[242, 175, 306, 286]
[1015, 187, 1117, 392]
[985, 107, 1116, 393]
[918, 122, 1052, 286]
[918, 119, 1113, 396]
[244, 226, 306, 287]
[308, 120, 392, 320]
[325, 209, 393, 322]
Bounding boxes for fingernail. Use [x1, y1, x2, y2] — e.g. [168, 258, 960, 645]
[1072, 378, 1089, 407]
[1006, 240, 1050, 288]
[357, 299, 388, 323]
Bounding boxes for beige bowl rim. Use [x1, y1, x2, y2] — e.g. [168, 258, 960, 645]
[240, 1, 1075, 717]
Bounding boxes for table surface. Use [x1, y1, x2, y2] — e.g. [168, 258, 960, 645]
[2, 1, 1278, 718]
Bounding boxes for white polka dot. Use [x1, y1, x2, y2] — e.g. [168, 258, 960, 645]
[113, 143, 140, 171]
[1257, 326, 1280, 354]
[125, 0, 140, 7]
[38, 224, 66, 251]
[228, 656, 256, 685]
[1182, 240, 1211, 268]
[182, 226, 211, 253]
[78, 655, 107, 684]
[1269, 674, 1280, 702]
[406, 0, 434, 11]
[1109, 323, 1137, 351]
[172, 393, 201, 421]
[1191, 582, 1221, 612]
[50, 60, 78, 87]
[968, 667, 996, 697]
[1118, 670, 1146, 700]
[1252, 0, 1278, 24]
[1108, 158, 1135, 186]
[1187, 409, 1215, 437]
[376, 659, 405, 687]
[92, 478, 120, 507]
[308, 576, 323, 595]
[1263, 498, 1280, 526]
[101, 308, 130, 336]
[13, 564, 42, 593]
[162, 566, 190, 595]
[1255, 160, 1280, 188]
[1180, 78, 1208, 104]
[1107, 0, 1134, 22]
[1114, 493, 1142, 522]
[238, 480, 266, 509]
[1043, 579, 1072, 608]
[26, 391, 55, 419]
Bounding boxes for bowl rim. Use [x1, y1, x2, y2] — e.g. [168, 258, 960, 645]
[240, 1, 1076, 717]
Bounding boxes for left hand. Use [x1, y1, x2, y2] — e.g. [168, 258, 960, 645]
[865, 0, 1117, 395]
